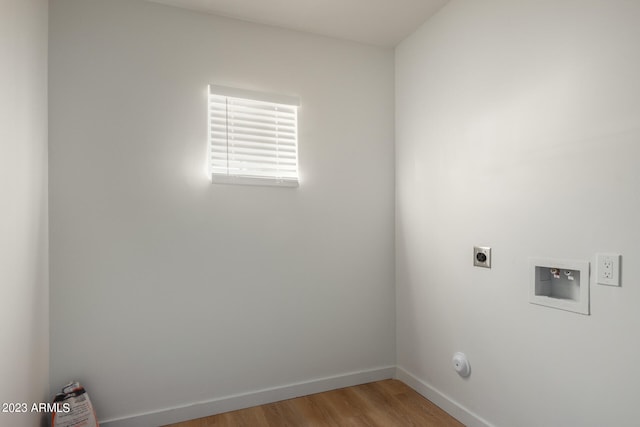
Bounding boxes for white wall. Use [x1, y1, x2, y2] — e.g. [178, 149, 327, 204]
[396, 1, 640, 426]
[49, 0, 395, 424]
[0, 0, 49, 426]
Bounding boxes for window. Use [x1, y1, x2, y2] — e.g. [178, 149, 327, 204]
[208, 85, 300, 187]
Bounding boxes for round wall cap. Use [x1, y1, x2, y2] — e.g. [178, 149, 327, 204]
[452, 352, 471, 377]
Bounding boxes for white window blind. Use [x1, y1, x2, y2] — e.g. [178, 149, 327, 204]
[208, 85, 300, 187]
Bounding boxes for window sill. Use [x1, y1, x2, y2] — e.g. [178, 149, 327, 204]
[211, 174, 299, 188]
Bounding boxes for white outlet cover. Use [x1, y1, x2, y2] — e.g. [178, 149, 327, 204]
[596, 253, 621, 286]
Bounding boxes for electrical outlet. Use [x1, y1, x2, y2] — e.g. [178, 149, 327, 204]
[474, 246, 491, 268]
[596, 253, 621, 286]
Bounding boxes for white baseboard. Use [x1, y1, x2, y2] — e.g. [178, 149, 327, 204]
[99, 366, 395, 427]
[395, 366, 495, 427]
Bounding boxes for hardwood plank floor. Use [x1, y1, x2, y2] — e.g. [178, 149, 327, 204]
[163, 380, 463, 427]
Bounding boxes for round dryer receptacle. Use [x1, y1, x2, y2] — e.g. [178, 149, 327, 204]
[452, 352, 471, 377]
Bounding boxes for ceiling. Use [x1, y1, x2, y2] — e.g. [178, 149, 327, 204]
[145, 0, 449, 47]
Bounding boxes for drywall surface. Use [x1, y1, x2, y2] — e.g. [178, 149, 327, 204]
[396, 1, 640, 426]
[49, 0, 395, 423]
[0, 0, 49, 426]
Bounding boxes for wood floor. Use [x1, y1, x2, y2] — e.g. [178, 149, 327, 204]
[163, 380, 463, 427]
